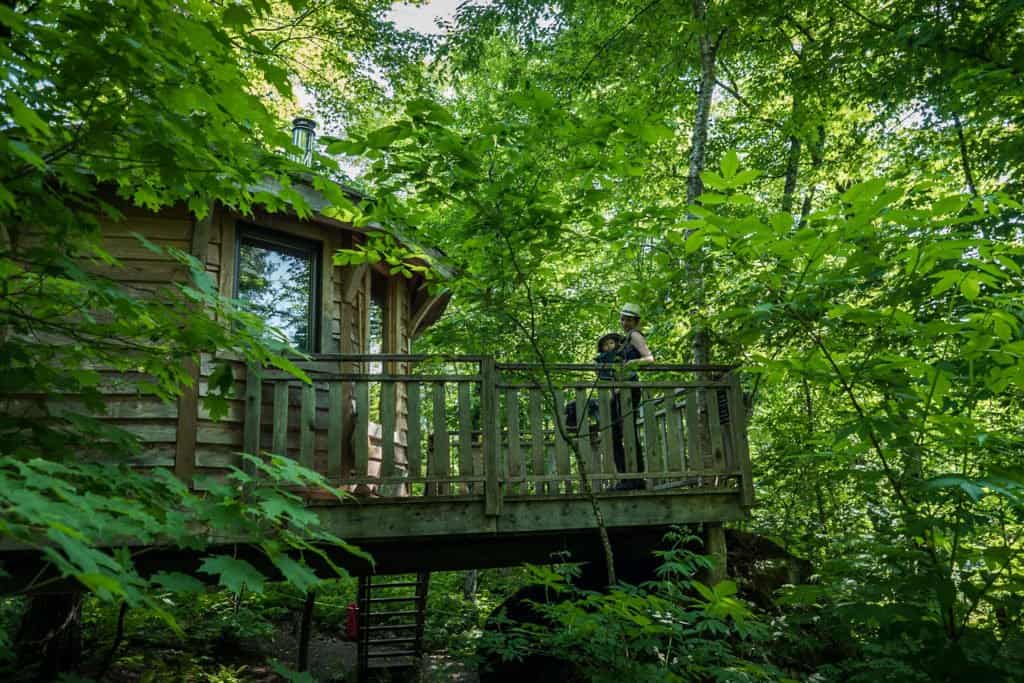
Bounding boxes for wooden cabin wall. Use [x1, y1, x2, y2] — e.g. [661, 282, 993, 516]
[20, 197, 425, 489]
[6, 203, 205, 470]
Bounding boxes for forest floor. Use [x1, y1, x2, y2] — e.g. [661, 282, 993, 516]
[98, 620, 479, 682]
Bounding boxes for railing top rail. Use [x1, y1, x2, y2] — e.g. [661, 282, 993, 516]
[308, 354, 487, 363]
[495, 362, 739, 373]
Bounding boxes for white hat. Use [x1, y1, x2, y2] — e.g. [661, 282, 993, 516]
[620, 303, 641, 318]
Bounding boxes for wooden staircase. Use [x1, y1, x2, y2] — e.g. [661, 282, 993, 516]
[356, 572, 430, 681]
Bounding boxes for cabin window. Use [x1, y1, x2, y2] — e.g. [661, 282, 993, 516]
[367, 271, 388, 372]
[235, 225, 321, 353]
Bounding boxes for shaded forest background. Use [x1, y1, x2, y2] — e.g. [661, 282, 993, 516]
[1, 0, 1023, 680]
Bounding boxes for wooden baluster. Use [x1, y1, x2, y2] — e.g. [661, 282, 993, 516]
[529, 389, 546, 495]
[506, 388, 522, 495]
[575, 389, 592, 487]
[598, 388, 615, 490]
[327, 382, 343, 482]
[406, 382, 422, 487]
[553, 389, 570, 493]
[686, 389, 700, 475]
[621, 389, 638, 475]
[457, 382, 473, 494]
[299, 383, 315, 470]
[243, 364, 262, 475]
[712, 387, 729, 479]
[481, 357, 501, 515]
[431, 382, 449, 495]
[709, 388, 726, 477]
[355, 381, 369, 480]
[663, 389, 685, 474]
[381, 381, 397, 486]
[726, 374, 754, 507]
[272, 381, 289, 457]
[643, 389, 661, 478]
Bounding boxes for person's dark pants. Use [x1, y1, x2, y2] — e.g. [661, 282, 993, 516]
[612, 388, 644, 487]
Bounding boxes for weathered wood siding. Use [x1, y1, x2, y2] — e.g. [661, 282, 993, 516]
[22, 196, 428, 487]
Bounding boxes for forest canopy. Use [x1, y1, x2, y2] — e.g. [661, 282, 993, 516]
[2, 0, 1023, 680]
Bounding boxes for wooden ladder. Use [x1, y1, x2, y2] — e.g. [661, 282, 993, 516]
[356, 572, 430, 682]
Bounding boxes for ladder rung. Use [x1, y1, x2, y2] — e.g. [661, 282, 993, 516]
[365, 624, 417, 631]
[368, 596, 418, 603]
[369, 581, 421, 588]
[367, 610, 419, 618]
[368, 637, 418, 645]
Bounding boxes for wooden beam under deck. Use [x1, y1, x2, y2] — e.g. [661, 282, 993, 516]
[304, 490, 746, 543]
[0, 491, 748, 589]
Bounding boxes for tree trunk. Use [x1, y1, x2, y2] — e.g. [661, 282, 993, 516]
[685, 0, 722, 368]
[802, 378, 828, 532]
[463, 569, 479, 600]
[15, 593, 83, 680]
[798, 125, 826, 226]
[684, 0, 722, 485]
[952, 112, 977, 197]
[781, 91, 802, 215]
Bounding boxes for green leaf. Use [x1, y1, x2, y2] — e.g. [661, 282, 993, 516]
[960, 274, 981, 300]
[5, 92, 49, 138]
[685, 230, 705, 254]
[271, 555, 320, 592]
[151, 571, 206, 594]
[638, 123, 673, 144]
[720, 150, 740, 179]
[223, 5, 253, 27]
[198, 555, 266, 594]
[931, 271, 961, 296]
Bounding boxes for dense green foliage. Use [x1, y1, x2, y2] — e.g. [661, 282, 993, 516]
[2, 0, 1024, 680]
[339, 0, 1024, 679]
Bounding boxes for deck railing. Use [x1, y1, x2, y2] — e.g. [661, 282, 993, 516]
[241, 355, 753, 513]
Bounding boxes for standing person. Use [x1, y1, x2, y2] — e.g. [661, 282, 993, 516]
[611, 303, 654, 490]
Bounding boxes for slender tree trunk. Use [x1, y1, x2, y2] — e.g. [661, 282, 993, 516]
[297, 591, 315, 672]
[685, 0, 723, 367]
[952, 112, 977, 197]
[797, 124, 826, 226]
[802, 378, 828, 531]
[781, 94, 802, 215]
[462, 570, 478, 600]
[16, 593, 83, 680]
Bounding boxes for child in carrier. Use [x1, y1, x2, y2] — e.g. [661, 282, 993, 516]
[566, 333, 624, 431]
[595, 332, 624, 380]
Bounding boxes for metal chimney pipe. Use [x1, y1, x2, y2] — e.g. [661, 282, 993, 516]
[291, 117, 316, 166]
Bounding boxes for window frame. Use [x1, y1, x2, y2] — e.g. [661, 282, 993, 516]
[233, 222, 323, 354]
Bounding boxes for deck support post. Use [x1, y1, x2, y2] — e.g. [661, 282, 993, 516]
[482, 357, 502, 516]
[726, 373, 755, 507]
[297, 591, 315, 672]
[705, 522, 727, 585]
[243, 363, 262, 476]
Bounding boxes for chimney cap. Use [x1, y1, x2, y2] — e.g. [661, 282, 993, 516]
[292, 117, 317, 131]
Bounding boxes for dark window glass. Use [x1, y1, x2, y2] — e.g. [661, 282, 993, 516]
[236, 226, 320, 352]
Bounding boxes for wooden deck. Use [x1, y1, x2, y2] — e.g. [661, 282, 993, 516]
[233, 354, 754, 571]
[1, 355, 754, 581]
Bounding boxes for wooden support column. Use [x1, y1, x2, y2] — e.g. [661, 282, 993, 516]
[174, 359, 199, 485]
[727, 373, 755, 507]
[338, 263, 367, 486]
[482, 357, 502, 516]
[705, 523, 727, 585]
[243, 363, 262, 476]
[174, 205, 214, 485]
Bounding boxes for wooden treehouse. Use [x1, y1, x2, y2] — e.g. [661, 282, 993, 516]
[6, 122, 755, 583]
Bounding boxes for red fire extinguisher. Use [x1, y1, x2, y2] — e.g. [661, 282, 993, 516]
[345, 602, 359, 640]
